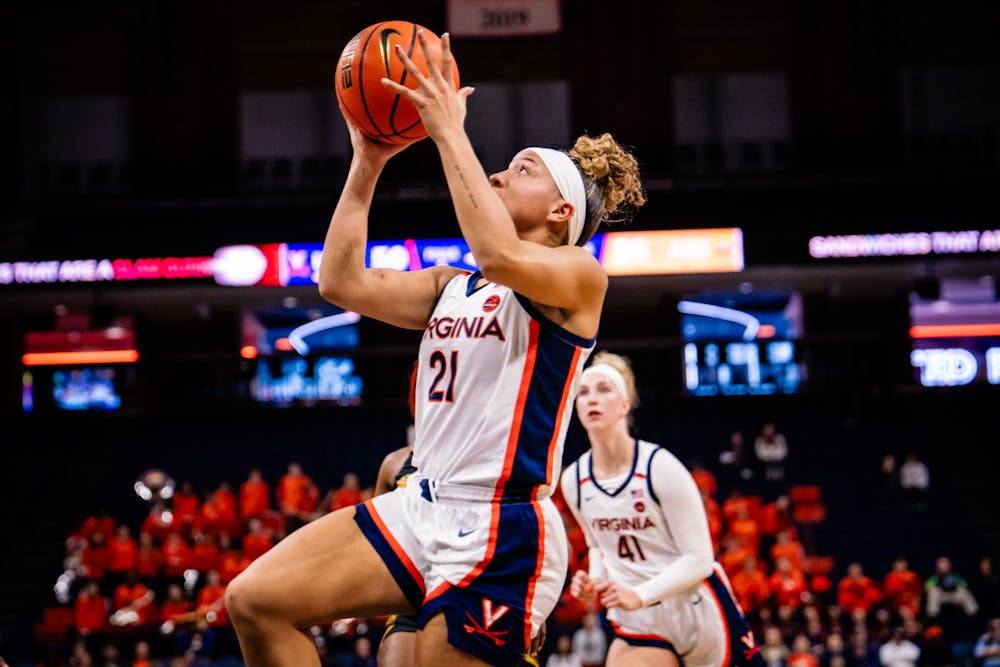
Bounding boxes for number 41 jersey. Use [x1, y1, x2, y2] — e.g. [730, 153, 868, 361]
[562, 441, 692, 591]
[413, 271, 594, 497]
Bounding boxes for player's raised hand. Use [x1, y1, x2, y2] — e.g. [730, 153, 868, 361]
[381, 31, 474, 142]
[340, 103, 410, 168]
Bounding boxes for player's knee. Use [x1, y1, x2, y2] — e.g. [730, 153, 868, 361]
[225, 570, 269, 629]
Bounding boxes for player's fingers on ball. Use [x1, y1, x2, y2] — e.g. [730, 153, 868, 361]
[393, 44, 427, 84]
[416, 30, 440, 79]
[380, 77, 421, 103]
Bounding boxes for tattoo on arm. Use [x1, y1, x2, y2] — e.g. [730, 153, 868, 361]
[453, 164, 478, 209]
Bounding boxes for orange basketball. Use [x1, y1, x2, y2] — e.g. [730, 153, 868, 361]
[335, 21, 460, 145]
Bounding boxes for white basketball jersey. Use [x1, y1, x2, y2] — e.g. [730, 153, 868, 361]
[566, 441, 687, 589]
[414, 272, 594, 496]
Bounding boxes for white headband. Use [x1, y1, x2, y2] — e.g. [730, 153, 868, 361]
[581, 363, 629, 401]
[528, 147, 587, 246]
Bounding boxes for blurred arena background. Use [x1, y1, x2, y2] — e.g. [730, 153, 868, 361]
[1, 1, 998, 665]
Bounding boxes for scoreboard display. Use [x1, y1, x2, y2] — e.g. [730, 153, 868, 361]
[680, 291, 805, 396]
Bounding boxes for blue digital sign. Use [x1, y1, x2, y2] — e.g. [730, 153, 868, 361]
[254, 357, 362, 406]
[680, 291, 805, 396]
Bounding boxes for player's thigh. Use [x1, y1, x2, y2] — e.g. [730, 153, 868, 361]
[227, 506, 412, 627]
[414, 613, 493, 667]
[606, 638, 681, 667]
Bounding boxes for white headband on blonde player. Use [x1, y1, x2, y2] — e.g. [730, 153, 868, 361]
[581, 363, 629, 401]
[527, 147, 587, 246]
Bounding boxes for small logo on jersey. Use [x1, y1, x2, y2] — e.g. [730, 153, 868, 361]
[462, 598, 510, 646]
[634, 501, 646, 512]
[482, 294, 501, 312]
[630, 488, 644, 498]
[457, 527, 476, 538]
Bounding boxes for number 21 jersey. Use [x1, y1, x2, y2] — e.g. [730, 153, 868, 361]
[414, 272, 594, 497]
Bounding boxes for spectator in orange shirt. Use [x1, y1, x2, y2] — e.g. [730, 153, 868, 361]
[326, 472, 363, 513]
[276, 462, 319, 524]
[194, 491, 219, 536]
[884, 558, 923, 616]
[133, 640, 152, 667]
[161, 532, 193, 580]
[727, 506, 762, 557]
[771, 529, 806, 575]
[770, 556, 810, 612]
[195, 569, 228, 627]
[218, 534, 251, 584]
[259, 508, 288, 541]
[80, 532, 111, 581]
[191, 531, 221, 573]
[112, 571, 156, 626]
[788, 634, 819, 667]
[690, 460, 717, 498]
[242, 518, 275, 562]
[158, 583, 192, 624]
[239, 470, 271, 520]
[107, 525, 138, 580]
[74, 581, 108, 636]
[722, 489, 754, 525]
[838, 562, 883, 613]
[171, 482, 199, 535]
[761, 494, 795, 538]
[140, 501, 177, 542]
[212, 482, 241, 536]
[719, 534, 755, 579]
[135, 532, 161, 582]
[731, 556, 770, 616]
[78, 510, 115, 543]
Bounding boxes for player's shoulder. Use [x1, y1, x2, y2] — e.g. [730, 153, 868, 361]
[431, 266, 467, 290]
[638, 440, 690, 477]
[638, 439, 675, 461]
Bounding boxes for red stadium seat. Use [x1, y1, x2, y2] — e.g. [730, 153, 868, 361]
[35, 606, 74, 641]
[803, 555, 835, 575]
[789, 485, 822, 504]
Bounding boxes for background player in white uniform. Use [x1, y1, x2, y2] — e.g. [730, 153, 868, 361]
[561, 352, 764, 667]
[225, 32, 645, 667]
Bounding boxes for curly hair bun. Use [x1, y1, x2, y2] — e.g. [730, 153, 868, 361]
[569, 133, 646, 224]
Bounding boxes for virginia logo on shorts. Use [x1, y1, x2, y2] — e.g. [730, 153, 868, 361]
[463, 598, 510, 646]
[741, 630, 760, 660]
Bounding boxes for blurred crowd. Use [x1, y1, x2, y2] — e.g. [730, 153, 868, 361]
[27, 423, 999, 667]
